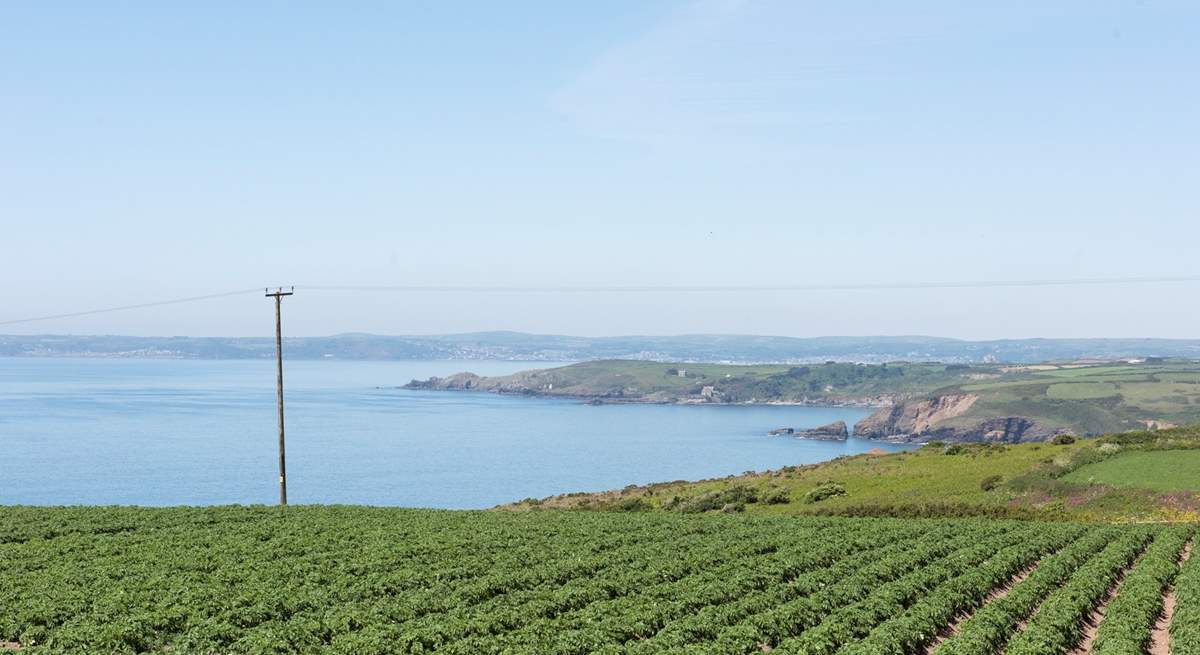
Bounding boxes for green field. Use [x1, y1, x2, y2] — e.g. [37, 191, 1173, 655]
[1063, 450, 1200, 492]
[3, 506, 1199, 655]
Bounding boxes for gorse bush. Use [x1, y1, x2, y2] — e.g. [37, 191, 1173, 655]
[804, 482, 847, 504]
[611, 497, 651, 512]
[672, 485, 759, 513]
[761, 488, 791, 505]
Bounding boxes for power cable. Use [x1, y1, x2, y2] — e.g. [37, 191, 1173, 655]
[303, 275, 1200, 294]
[0, 288, 263, 326]
[3, 275, 1199, 326]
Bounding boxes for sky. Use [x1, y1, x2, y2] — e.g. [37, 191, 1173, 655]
[1, 1, 1197, 339]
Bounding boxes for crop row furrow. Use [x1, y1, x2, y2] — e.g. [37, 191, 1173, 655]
[769, 525, 1054, 655]
[621, 522, 940, 652]
[1170, 536, 1200, 655]
[835, 524, 1084, 655]
[436, 526, 872, 654]
[390, 526, 816, 650]
[688, 521, 1026, 655]
[1092, 526, 1193, 654]
[930, 527, 1119, 655]
[1003, 527, 1153, 655]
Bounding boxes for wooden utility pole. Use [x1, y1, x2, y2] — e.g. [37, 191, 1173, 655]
[266, 287, 294, 505]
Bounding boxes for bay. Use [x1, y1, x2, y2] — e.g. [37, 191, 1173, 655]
[0, 357, 911, 508]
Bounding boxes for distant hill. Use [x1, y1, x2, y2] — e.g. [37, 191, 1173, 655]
[2, 332, 1199, 364]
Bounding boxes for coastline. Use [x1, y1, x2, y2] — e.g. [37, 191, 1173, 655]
[400, 385, 893, 409]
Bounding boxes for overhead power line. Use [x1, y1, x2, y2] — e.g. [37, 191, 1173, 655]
[2, 275, 1200, 327]
[303, 275, 1200, 294]
[0, 288, 263, 326]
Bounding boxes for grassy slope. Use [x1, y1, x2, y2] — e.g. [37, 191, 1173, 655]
[513, 425, 1200, 522]
[1062, 450, 1200, 492]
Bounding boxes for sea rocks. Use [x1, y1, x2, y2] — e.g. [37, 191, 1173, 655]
[404, 372, 484, 390]
[796, 421, 849, 440]
[768, 421, 848, 440]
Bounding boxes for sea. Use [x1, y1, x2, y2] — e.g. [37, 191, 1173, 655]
[0, 358, 914, 508]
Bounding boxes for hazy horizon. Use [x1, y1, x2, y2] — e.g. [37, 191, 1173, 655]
[6, 329, 1200, 343]
[4, 1, 1198, 339]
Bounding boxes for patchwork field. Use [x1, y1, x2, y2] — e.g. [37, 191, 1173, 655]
[2, 507, 1199, 655]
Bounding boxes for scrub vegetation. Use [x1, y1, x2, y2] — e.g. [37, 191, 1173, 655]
[512, 425, 1200, 522]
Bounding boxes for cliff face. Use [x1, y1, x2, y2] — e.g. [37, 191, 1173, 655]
[854, 394, 977, 434]
[853, 394, 1060, 443]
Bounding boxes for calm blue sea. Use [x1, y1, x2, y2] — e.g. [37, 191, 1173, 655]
[0, 358, 912, 508]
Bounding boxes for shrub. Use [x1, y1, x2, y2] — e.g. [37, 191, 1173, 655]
[924, 440, 946, 449]
[943, 444, 967, 455]
[809, 501, 1063, 520]
[611, 497, 651, 512]
[1051, 434, 1077, 445]
[721, 503, 745, 513]
[804, 482, 847, 504]
[762, 488, 791, 505]
[980, 474, 1003, 491]
[676, 485, 759, 513]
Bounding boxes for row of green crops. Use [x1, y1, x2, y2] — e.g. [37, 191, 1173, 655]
[933, 527, 1121, 655]
[0, 506, 1196, 654]
[1174, 542, 1200, 655]
[1004, 528, 1153, 655]
[1093, 526, 1193, 654]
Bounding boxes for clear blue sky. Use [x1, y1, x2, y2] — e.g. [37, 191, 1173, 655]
[2, 1, 1197, 339]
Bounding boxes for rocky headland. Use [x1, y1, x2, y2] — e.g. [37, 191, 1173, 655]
[404, 359, 1199, 443]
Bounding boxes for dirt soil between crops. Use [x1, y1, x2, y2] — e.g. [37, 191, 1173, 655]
[1150, 540, 1194, 655]
[1067, 546, 1151, 655]
[923, 559, 1042, 654]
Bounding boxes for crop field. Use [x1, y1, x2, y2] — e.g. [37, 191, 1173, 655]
[1, 507, 1198, 655]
